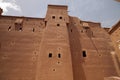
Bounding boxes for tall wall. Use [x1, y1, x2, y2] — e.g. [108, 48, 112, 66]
[109, 21, 120, 76]
[0, 16, 45, 80]
[0, 4, 119, 80]
[67, 17, 87, 80]
[36, 5, 73, 80]
[82, 21, 118, 78]
[109, 21, 120, 61]
[68, 17, 119, 80]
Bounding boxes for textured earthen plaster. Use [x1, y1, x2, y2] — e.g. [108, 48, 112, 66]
[0, 4, 119, 80]
[109, 21, 120, 75]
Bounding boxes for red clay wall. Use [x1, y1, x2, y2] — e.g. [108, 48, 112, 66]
[0, 16, 45, 80]
[0, 5, 119, 80]
[68, 17, 118, 80]
[35, 5, 73, 80]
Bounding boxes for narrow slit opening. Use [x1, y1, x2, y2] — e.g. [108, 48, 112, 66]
[58, 54, 61, 58]
[82, 51, 87, 57]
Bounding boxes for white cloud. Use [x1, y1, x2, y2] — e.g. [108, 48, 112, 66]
[0, 0, 21, 14]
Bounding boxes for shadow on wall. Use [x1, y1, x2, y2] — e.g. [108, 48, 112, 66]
[67, 23, 86, 80]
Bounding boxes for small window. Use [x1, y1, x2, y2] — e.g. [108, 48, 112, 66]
[57, 24, 60, 26]
[45, 21, 47, 26]
[33, 28, 35, 32]
[49, 53, 52, 58]
[8, 26, 11, 31]
[83, 26, 90, 29]
[52, 16, 55, 19]
[59, 17, 62, 19]
[19, 28, 22, 31]
[82, 51, 87, 57]
[58, 54, 61, 58]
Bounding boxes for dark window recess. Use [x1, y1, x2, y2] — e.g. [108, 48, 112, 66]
[57, 24, 60, 26]
[71, 29, 72, 32]
[66, 23, 69, 26]
[58, 54, 61, 58]
[49, 53, 52, 58]
[52, 16, 55, 19]
[83, 26, 90, 29]
[60, 17, 62, 19]
[45, 21, 47, 26]
[8, 26, 11, 31]
[82, 51, 87, 57]
[33, 28, 35, 32]
[19, 28, 22, 31]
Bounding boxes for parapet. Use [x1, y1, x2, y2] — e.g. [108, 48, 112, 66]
[48, 4, 68, 10]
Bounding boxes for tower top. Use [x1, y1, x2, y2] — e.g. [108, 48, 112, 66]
[48, 4, 68, 10]
[45, 4, 69, 23]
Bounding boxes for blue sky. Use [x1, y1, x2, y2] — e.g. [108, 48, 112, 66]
[0, 0, 120, 27]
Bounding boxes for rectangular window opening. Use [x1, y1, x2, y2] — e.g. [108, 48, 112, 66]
[58, 54, 61, 58]
[82, 51, 87, 57]
[57, 24, 60, 26]
[49, 53, 52, 58]
[33, 28, 35, 32]
[59, 17, 62, 19]
[52, 16, 55, 19]
[45, 21, 47, 26]
[83, 26, 90, 29]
